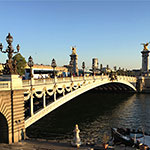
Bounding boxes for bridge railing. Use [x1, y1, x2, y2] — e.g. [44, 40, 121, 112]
[117, 76, 136, 82]
[0, 81, 10, 90]
[34, 78, 54, 84]
[22, 75, 113, 87]
[73, 76, 84, 81]
[22, 80, 30, 86]
[22, 78, 54, 87]
[22, 76, 93, 87]
[85, 76, 94, 80]
[0, 75, 137, 89]
[57, 77, 71, 82]
[94, 75, 109, 80]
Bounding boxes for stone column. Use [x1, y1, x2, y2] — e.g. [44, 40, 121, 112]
[136, 77, 144, 92]
[141, 50, 150, 76]
[12, 90, 25, 143]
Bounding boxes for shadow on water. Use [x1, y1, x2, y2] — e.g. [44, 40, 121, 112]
[26, 91, 150, 143]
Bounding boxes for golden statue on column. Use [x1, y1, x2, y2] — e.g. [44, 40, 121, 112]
[141, 42, 150, 51]
[71, 46, 77, 55]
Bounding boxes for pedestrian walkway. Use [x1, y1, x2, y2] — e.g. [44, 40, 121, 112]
[0, 139, 136, 150]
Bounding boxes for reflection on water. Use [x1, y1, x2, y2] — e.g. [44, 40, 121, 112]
[27, 92, 150, 143]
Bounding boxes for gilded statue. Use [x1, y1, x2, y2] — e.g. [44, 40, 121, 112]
[71, 46, 76, 54]
[141, 42, 150, 51]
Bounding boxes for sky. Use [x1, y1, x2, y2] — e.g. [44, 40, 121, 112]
[0, 0, 150, 70]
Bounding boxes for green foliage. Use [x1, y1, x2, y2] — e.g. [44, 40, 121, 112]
[13, 53, 26, 76]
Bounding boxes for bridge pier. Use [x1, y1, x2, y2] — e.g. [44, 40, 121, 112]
[11, 90, 25, 143]
[137, 76, 150, 93]
[0, 75, 26, 144]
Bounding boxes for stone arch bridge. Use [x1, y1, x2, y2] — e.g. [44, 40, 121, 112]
[0, 75, 137, 143]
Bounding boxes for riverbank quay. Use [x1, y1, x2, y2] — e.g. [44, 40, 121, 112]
[0, 139, 136, 150]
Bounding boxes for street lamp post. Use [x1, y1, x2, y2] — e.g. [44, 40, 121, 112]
[51, 58, 57, 101]
[51, 58, 57, 84]
[28, 56, 34, 116]
[82, 62, 85, 75]
[82, 62, 85, 80]
[100, 64, 103, 74]
[28, 56, 34, 80]
[0, 33, 20, 74]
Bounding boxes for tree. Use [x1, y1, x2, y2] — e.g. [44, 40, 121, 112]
[13, 53, 26, 76]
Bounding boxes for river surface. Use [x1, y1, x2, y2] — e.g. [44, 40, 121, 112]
[26, 91, 150, 143]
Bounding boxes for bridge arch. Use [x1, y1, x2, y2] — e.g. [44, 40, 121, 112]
[0, 112, 8, 143]
[93, 81, 136, 92]
[25, 79, 136, 128]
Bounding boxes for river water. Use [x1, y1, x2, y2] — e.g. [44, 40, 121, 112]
[26, 91, 150, 143]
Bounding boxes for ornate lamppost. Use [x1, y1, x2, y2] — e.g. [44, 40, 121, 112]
[82, 62, 85, 75]
[100, 64, 103, 74]
[51, 58, 57, 77]
[28, 56, 34, 79]
[0, 33, 20, 74]
[113, 66, 116, 75]
[28, 56, 34, 116]
[113, 66, 117, 80]
[106, 64, 109, 75]
[82, 62, 85, 81]
[51, 58, 57, 83]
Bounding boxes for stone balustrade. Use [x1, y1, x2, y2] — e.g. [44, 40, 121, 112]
[0, 75, 137, 90]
